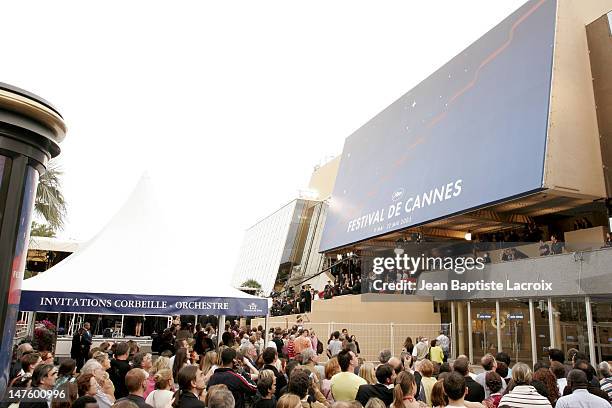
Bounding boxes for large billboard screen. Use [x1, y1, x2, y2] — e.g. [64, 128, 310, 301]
[320, 0, 557, 251]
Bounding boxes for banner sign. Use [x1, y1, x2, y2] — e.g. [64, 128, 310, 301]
[19, 291, 268, 316]
[476, 312, 492, 320]
[320, 0, 557, 251]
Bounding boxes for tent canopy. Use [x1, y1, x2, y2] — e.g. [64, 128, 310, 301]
[20, 176, 268, 316]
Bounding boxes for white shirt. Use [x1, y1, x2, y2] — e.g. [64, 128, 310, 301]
[146, 389, 174, 408]
[557, 377, 567, 395]
[555, 389, 610, 408]
[475, 370, 507, 398]
[436, 334, 450, 352]
[328, 339, 343, 356]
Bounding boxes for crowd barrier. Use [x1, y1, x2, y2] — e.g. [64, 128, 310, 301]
[275, 321, 450, 362]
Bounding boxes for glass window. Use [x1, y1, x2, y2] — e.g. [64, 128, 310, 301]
[591, 297, 612, 363]
[499, 301, 532, 365]
[533, 299, 553, 364]
[469, 300, 499, 362]
[551, 298, 590, 361]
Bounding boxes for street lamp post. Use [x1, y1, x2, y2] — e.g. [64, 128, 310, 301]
[0, 83, 66, 393]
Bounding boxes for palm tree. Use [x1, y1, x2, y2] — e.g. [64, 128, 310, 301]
[241, 279, 262, 290]
[34, 160, 66, 232]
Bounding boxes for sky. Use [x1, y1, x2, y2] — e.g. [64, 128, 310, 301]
[2, 0, 526, 280]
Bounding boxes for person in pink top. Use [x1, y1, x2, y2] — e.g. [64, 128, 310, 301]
[293, 329, 313, 355]
[310, 331, 319, 351]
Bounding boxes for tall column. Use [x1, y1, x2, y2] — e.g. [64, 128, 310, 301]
[496, 301, 502, 352]
[457, 302, 465, 356]
[547, 298, 555, 349]
[217, 315, 226, 348]
[585, 296, 596, 367]
[529, 299, 538, 367]
[450, 301, 456, 359]
[467, 301, 473, 363]
[0, 83, 66, 394]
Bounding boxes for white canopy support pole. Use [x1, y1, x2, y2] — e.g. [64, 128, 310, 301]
[217, 315, 226, 348]
[27, 312, 36, 338]
[69, 313, 76, 337]
[121, 315, 125, 337]
[57, 312, 61, 331]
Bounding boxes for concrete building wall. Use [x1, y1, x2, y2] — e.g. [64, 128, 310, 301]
[308, 156, 341, 200]
[543, 0, 612, 198]
[254, 294, 442, 361]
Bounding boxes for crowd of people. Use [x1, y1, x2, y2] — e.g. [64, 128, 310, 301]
[8, 318, 612, 408]
[270, 258, 362, 317]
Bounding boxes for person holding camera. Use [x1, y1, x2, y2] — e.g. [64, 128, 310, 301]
[207, 348, 257, 408]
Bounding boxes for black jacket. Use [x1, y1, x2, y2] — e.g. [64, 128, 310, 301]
[108, 358, 132, 399]
[70, 334, 81, 359]
[116, 394, 153, 408]
[207, 367, 257, 408]
[176, 391, 205, 408]
[464, 376, 485, 403]
[355, 383, 394, 407]
[263, 364, 287, 400]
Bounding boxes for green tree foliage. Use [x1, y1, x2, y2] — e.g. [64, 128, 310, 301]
[241, 279, 262, 289]
[30, 221, 56, 237]
[34, 160, 66, 232]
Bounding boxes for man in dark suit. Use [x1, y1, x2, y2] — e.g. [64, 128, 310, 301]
[108, 342, 132, 399]
[304, 285, 312, 312]
[356, 364, 396, 406]
[261, 347, 287, 399]
[81, 322, 92, 362]
[71, 328, 84, 370]
[452, 356, 485, 403]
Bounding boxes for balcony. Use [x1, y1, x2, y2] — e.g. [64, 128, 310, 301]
[414, 246, 612, 300]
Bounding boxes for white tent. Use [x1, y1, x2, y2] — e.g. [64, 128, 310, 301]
[20, 176, 268, 317]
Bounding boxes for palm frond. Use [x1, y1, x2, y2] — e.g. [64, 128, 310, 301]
[34, 160, 66, 231]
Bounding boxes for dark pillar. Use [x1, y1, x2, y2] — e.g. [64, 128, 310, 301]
[0, 83, 66, 393]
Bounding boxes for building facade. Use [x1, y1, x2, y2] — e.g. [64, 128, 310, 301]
[315, 0, 612, 368]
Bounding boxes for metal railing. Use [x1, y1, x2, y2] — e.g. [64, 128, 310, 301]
[278, 321, 449, 362]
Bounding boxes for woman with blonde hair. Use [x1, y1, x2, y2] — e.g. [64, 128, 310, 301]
[277, 393, 302, 408]
[365, 397, 387, 408]
[498, 363, 552, 407]
[146, 368, 174, 408]
[393, 371, 427, 408]
[417, 360, 436, 406]
[199, 351, 218, 385]
[358, 362, 377, 385]
[145, 356, 171, 398]
[321, 357, 340, 403]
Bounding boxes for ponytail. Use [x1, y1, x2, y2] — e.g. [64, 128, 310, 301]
[393, 371, 416, 408]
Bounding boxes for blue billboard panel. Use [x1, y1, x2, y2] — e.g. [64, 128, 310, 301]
[320, 0, 556, 251]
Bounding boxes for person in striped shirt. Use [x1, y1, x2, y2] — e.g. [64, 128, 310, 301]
[498, 363, 552, 408]
[598, 361, 612, 400]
